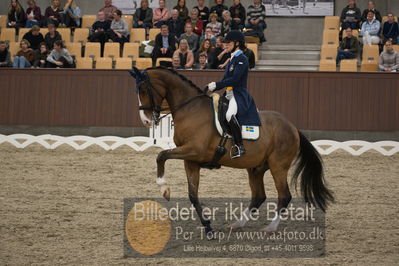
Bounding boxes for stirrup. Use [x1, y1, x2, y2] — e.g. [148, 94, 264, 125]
[230, 144, 245, 159]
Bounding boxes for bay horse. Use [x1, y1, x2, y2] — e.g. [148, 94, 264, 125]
[129, 67, 334, 233]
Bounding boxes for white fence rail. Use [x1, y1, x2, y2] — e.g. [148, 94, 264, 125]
[0, 134, 398, 156]
[0, 134, 399, 156]
[0, 116, 398, 156]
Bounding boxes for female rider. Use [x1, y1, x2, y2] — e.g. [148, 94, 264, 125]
[207, 30, 261, 159]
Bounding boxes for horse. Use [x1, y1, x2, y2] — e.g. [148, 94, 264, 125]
[129, 66, 334, 233]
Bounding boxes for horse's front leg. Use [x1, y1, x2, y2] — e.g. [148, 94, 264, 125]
[156, 146, 197, 200]
[184, 160, 213, 234]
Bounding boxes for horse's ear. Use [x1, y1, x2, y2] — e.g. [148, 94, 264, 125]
[128, 67, 141, 80]
[129, 67, 145, 93]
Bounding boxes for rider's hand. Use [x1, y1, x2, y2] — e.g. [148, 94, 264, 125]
[208, 82, 216, 92]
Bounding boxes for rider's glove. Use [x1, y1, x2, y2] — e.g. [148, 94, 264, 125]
[207, 82, 217, 92]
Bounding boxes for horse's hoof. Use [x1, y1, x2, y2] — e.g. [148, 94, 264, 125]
[161, 186, 170, 201]
[259, 225, 276, 233]
[205, 229, 218, 241]
[259, 229, 272, 234]
[228, 221, 244, 230]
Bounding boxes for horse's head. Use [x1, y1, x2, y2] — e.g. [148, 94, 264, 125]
[129, 67, 166, 127]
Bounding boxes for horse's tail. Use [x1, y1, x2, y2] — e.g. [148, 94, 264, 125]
[291, 131, 334, 212]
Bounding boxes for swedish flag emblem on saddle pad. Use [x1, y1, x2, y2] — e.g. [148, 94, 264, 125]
[217, 120, 260, 141]
[211, 94, 260, 141]
[245, 126, 255, 132]
[240, 125, 260, 140]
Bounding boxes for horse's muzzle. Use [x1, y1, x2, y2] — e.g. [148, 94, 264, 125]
[139, 109, 153, 128]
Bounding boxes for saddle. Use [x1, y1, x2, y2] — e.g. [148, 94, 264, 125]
[212, 93, 260, 141]
[199, 94, 260, 170]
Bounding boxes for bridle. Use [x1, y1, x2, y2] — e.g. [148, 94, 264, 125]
[137, 70, 209, 126]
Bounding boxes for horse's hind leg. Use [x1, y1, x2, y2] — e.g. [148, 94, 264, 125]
[184, 160, 213, 234]
[260, 161, 292, 232]
[230, 167, 267, 229]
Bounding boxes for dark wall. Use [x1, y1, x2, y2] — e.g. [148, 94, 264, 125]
[1, 69, 398, 131]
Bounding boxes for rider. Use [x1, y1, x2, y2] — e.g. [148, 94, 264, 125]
[207, 30, 261, 159]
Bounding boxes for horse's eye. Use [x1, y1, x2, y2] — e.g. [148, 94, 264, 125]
[139, 84, 148, 93]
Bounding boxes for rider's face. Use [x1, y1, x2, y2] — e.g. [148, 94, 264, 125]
[224, 41, 235, 52]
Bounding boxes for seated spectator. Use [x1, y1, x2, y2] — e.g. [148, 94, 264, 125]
[361, 10, 380, 45]
[195, 38, 213, 64]
[44, 24, 62, 50]
[25, 0, 42, 28]
[88, 11, 111, 55]
[99, 0, 117, 21]
[151, 24, 176, 64]
[0, 41, 12, 67]
[153, 0, 170, 28]
[46, 40, 74, 68]
[22, 25, 44, 51]
[109, 10, 129, 45]
[378, 41, 399, 72]
[229, 0, 246, 30]
[186, 9, 203, 37]
[172, 55, 183, 69]
[243, 45, 255, 69]
[336, 28, 359, 65]
[7, 0, 26, 32]
[194, 52, 210, 69]
[174, 0, 189, 21]
[133, 0, 153, 29]
[221, 10, 238, 37]
[210, 0, 228, 21]
[61, 0, 81, 27]
[13, 39, 35, 68]
[340, 0, 361, 30]
[246, 0, 267, 43]
[173, 39, 194, 69]
[207, 13, 222, 36]
[44, 0, 63, 27]
[382, 13, 399, 44]
[194, 0, 209, 24]
[361, 1, 381, 23]
[168, 9, 184, 40]
[200, 26, 217, 46]
[209, 36, 229, 69]
[33, 42, 49, 68]
[179, 23, 199, 52]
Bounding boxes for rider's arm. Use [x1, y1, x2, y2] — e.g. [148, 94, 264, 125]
[217, 49, 227, 60]
[215, 59, 247, 90]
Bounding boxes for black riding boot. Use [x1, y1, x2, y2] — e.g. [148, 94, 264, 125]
[228, 115, 245, 159]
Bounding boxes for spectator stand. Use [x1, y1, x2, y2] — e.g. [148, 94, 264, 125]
[0, 15, 7, 28]
[81, 15, 97, 29]
[320, 16, 377, 72]
[2, 0, 270, 70]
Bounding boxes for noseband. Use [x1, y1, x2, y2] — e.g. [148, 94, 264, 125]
[137, 71, 166, 125]
[137, 70, 208, 126]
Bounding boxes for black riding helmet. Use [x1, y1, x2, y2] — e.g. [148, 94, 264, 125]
[223, 30, 245, 43]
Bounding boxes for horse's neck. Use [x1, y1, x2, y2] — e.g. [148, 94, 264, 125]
[161, 72, 208, 121]
[163, 74, 199, 109]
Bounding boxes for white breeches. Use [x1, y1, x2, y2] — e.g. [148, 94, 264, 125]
[363, 31, 380, 45]
[226, 96, 238, 122]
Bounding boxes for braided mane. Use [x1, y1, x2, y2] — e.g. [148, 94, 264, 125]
[146, 66, 205, 94]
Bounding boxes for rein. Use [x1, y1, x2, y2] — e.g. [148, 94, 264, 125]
[138, 70, 209, 125]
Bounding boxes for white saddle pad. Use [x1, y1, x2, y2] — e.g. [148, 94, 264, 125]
[211, 94, 260, 141]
